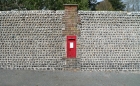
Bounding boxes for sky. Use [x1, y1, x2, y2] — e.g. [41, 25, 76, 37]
[97, 0, 103, 2]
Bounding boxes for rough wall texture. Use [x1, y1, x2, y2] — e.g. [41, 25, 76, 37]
[0, 11, 65, 70]
[79, 11, 140, 71]
[0, 10, 140, 72]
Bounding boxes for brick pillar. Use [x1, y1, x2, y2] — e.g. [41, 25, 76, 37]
[62, 4, 81, 71]
[62, 4, 81, 36]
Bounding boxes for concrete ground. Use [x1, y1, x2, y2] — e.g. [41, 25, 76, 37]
[0, 69, 140, 86]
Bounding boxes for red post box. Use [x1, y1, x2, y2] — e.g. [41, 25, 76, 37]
[67, 35, 76, 58]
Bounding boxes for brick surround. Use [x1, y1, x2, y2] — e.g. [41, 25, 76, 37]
[62, 4, 81, 36]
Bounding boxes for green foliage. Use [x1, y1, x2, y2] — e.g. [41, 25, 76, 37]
[45, 0, 88, 10]
[23, 0, 43, 10]
[108, 0, 126, 11]
[0, 0, 125, 11]
[95, 0, 114, 11]
[0, 0, 88, 11]
[89, 0, 97, 11]
[0, 0, 24, 11]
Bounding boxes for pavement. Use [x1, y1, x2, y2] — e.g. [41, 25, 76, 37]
[0, 69, 140, 86]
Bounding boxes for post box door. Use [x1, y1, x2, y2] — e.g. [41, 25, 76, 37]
[67, 36, 76, 58]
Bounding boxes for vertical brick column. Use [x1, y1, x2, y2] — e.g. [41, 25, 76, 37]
[62, 4, 81, 36]
[62, 4, 81, 71]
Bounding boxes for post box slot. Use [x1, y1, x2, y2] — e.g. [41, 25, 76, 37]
[68, 39, 75, 40]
